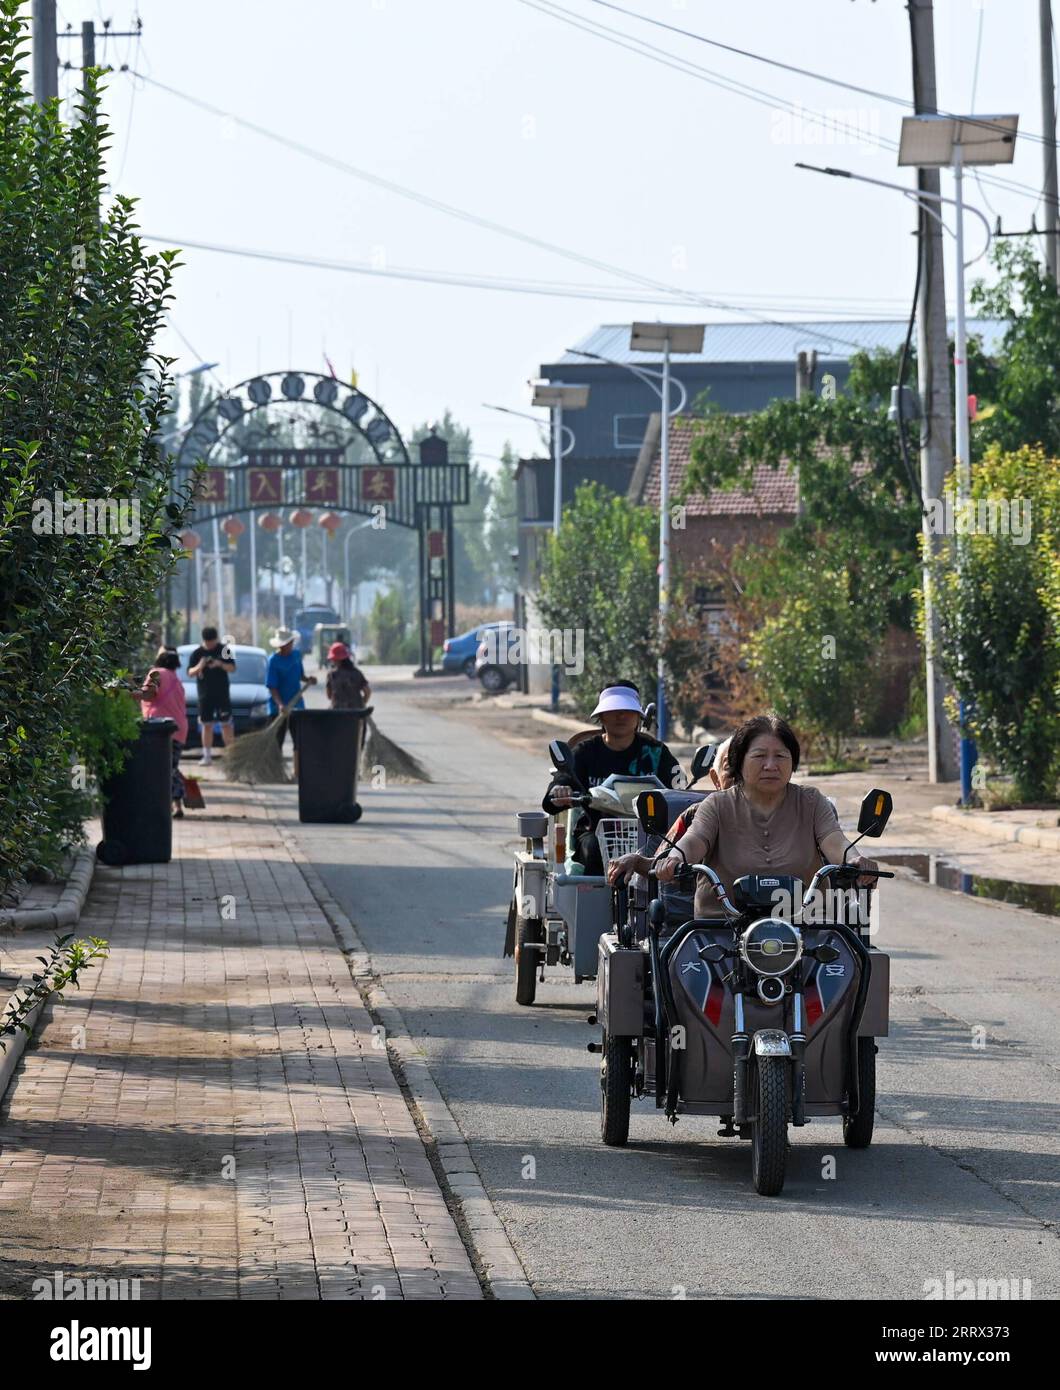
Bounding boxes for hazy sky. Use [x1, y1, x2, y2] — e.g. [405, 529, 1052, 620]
[33, 0, 1053, 469]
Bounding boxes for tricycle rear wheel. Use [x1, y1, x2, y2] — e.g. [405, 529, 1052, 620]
[600, 1031, 632, 1146]
[751, 1056, 788, 1196]
[842, 1038, 876, 1148]
[514, 915, 541, 1006]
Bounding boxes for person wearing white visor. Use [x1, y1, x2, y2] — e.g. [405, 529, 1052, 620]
[542, 680, 684, 876]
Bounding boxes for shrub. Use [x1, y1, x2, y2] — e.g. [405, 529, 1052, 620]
[535, 484, 658, 716]
[0, 9, 187, 889]
[927, 445, 1060, 803]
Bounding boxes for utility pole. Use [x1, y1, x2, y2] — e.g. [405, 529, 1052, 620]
[908, 0, 960, 784]
[32, 0, 58, 104]
[1041, 0, 1059, 283]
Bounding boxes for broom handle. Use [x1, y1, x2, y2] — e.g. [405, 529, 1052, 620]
[269, 679, 312, 731]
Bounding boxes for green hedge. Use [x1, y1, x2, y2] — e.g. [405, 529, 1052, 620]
[0, 5, 187, 888]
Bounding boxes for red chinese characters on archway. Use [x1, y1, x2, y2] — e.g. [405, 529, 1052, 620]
[305, 468, 339, 504]
[248, 468, 282, 504]
[430, 620, 446, 648]
[361, 467, 395, 503]
[195, 469, 226, 504]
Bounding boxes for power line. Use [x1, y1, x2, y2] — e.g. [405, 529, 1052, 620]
[520, 0, 1048, 206]
[126, 70, 882, 353]
[586, 0, 1060, 151]
[145, 231, 915, 317]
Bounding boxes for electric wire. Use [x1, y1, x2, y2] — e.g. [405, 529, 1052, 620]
[126, 70, 884, 354]
[522, 0, 1048, 205]
[145, 231, 915, 317]
[586, 0, 1060, 150]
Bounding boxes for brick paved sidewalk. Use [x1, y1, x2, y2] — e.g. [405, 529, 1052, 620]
[0, 778, 481, 1300]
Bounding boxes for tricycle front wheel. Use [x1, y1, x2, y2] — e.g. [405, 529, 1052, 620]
[751, 1056, 788, 1196]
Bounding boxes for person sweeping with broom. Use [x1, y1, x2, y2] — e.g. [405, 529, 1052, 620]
[266, 628, 316, 778]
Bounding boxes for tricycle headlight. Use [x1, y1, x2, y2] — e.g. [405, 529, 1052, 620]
[739, 918, 802, 977]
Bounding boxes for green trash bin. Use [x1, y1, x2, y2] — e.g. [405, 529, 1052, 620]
[97, 717, 175, 865]
[291, 707, 372, 823]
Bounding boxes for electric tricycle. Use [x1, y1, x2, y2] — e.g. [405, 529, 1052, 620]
[503, 736, 718, 1006]
[592, 786, 894, 1195]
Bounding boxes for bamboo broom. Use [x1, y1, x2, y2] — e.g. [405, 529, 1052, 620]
[223, 681, 310, 785]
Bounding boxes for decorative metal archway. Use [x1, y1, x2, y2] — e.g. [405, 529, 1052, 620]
[169, 370, 469, 672]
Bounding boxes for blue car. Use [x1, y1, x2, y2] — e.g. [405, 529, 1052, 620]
[442, 622, 509, 677]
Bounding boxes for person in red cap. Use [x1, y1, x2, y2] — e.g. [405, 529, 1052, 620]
[325, 642, 371, 711]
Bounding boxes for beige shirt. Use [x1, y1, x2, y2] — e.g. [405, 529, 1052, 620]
[676, 782, 841, 916]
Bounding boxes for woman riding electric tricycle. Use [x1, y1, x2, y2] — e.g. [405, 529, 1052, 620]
[594, 715, 894, 1196]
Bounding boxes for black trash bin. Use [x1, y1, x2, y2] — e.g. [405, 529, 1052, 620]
[291, 707, 372, 824]
[97, 717, 176, 866]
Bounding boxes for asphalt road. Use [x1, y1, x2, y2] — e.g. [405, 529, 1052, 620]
[284, 671, 1059, 1301]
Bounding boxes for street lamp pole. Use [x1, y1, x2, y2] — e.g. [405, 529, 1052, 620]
[627, 324, 705, 741]
[658, 336, 672, 739]
[529, 381, 589, 710]
[344, 518, 374, 620]
[799, 126, 1017, 804]
[551, 402, 564, 538]
[897, 114, 1018, 805]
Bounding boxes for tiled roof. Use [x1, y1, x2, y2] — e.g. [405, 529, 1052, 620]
[636, 417, 799, 517]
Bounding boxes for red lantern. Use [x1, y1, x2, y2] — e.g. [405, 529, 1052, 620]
[318, 511, 342, 535]
[257, 512, 281, 533]
[221, 516, 245, 549]
[289, 508, 313, 528]
[179, 529, 201, 551]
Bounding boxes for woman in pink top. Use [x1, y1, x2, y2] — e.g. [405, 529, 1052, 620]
[140, 647, 189, 817]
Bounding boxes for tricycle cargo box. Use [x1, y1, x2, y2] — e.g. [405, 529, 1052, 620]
[859, 949, 890, 1036]
[553, 875, 611, 979]
[597, 933, 645, 1037]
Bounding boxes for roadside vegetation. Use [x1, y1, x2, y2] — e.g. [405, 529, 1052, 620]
[0, 8, 188, 894]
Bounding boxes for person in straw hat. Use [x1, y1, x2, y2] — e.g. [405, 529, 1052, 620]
[266, 628, 317, 774]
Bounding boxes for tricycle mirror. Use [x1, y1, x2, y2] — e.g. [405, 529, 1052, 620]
[642, 701, 657, 730]
[690, 743, 718, 783]
[857, 788, 893, 837]
[548, 739, 577, 778]
[648, 898, 667, 929]
[635, 790, 670, 835]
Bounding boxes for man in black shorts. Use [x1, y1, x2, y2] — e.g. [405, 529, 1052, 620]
[187, 626, 236, 764]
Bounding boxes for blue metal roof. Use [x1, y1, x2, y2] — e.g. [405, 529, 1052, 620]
[557, 318, 1008, 366]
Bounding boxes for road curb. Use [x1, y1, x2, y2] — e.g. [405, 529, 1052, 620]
[0, 847, 97, 935]
[0, 987, 53, 1108]
[931, 804, 1060, 851]
[274, 815, 536, 1301]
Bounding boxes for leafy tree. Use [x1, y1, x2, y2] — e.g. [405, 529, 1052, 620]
[927, 446, 1060, 803]
[484, 442, 518, 602]
[971, 241, 1060, 458]
[535, 483, 658, 714]
[0, 9, 187, 890]
[739, 532, 892, 761]
[368, 587, 418, 663]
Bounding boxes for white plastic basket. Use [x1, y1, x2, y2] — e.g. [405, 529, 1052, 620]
[596, 817, 639, 870]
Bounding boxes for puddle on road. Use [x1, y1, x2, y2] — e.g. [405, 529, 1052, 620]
[879, 853, 1060, 918]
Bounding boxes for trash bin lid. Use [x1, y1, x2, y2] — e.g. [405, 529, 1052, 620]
[140, 717, 177, 733]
